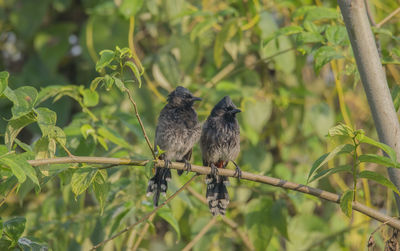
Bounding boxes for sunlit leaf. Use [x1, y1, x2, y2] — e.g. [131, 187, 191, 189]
[4, 217, 26, 243]
[314, 46, 343, 74]
[71, 168, 98, 198]
[359, 136, 397, 163]
[358, 170, 400, 195]
[96, 50, 115, 72]
[98, 126, 134, 150]
[308, 165, 352, 183]
[340, 190, 353, 218]
[359, 154, 396, 167]
[5, 111, 37, 150]
[3, 86, 38, 119]
[82, 89, 99, 107]
[93, 170, 109, 215]
[35, 107, 57, 135]
[124, 61, 141, 87]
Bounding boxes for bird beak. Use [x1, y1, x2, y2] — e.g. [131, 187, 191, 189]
[191, 96, 202, 102]
[231, 108, 241, 114]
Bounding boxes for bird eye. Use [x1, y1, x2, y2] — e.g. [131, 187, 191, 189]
[226, 107, 233, 111]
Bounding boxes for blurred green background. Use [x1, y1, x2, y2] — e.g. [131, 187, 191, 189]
[1, 0, 400, 250]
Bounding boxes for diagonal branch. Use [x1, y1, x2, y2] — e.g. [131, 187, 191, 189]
[182, 217, 218, 251]
[89, 174, 198, 250]
[28, 156, 400, 230]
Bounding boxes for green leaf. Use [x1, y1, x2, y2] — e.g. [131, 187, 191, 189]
[269, 200, 288, 239]
[71, 168, 98, 198]
[0, 154, 39, 187]
[359, 136, 397, 163]
[190, 18, 217, 41]
[104, 74, 115, 90]
[314, 46, 343, 74]
[214, 19, 238, 67]
[246, 198, 273, 249]
[340, 190, 353, 218]
[359, 154, 396, 167]
[124, 61, 142, 87]
[4, 217, 26, 243]
[113, 77, 125, 92]
[3, 86, 38, 119]
[328, 123, 354, 138]
[263, 25, 304, 45]
[304, 7, 339, 21]
[157, 206, 181, 241]
[118, 0, 144, 18]
[34, 137, 55, 159]
[93, 170, 109, 215]
[96, 50, 115, 72]
[18, 237, 49, 250]
[90, 77, 104, 91]
[35, 107, 57, 136]
[0, 71, 9, 96]
[0, 217, 2, 236]
[308, 165, 352, 183]
[98, 126, 134, 150]
[358, 170, 400, 195]
[5, 111, 37, 151]
[82, 89, 99, 107]
[307, 144, 354, 183]
[295, 32, 324, 45]
[325, 25, 347, 46]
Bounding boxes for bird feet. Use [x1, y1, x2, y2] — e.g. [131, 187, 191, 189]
[184, 159, 192, 174]
[210, 163, 219, 176]
[164, 159, 172, 169]
[232, 161, 242, 180]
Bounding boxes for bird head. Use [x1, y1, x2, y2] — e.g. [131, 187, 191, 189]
[167, 86, 202, 107]
[210, 96, 241, 120]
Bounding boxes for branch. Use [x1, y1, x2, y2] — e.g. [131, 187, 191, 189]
[0, 182, 18, 208]
[377, 7, 400, 28]
[124, 87, 156, 159]
[28, 157, 400, 230]
[89, 174, 198, 250]
[182, 217, 217, 251]
[339, 0, 400, 212]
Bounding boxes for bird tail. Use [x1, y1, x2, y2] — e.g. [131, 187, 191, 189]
[205, 174, 230, 216]
[146, 167, 171, 206]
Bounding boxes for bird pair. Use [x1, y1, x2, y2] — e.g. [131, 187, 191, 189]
[146, 86, 241, 216]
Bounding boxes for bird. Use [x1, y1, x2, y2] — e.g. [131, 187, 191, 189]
[146, 86, 202, 206]
[200, 96, 241, 216]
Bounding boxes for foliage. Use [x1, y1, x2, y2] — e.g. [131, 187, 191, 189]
[1, 0, 400, 250]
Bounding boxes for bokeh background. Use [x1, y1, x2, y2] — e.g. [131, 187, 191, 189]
[1, 0, 400, 250]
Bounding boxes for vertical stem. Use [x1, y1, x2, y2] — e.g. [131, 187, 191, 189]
[352, 137, 359, 201]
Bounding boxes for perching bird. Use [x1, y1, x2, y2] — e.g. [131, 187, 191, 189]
[146, 86, 202, 206]
[200, 96, 241, 216]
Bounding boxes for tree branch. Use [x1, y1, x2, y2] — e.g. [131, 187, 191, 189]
[339, 0, 400, 212]
[28, 156, 400, 230]
[182, 217, 217, 251]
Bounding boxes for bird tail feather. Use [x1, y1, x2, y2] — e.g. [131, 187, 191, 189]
[206, 174, 230, 216]
[146, 167, 171, 206]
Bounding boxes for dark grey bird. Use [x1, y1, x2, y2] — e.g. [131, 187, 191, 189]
[146, 86, 202, 206]
[200, 96, 241, 216]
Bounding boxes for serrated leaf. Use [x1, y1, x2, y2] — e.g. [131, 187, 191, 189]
[98, 126, 134, 150]
[307, 144, 354, 183]
[358, 170, 400, 195]
[308, 165, 352, 183]
[93, 170, 109, 215]
[359, 154, 396, 167]
[71, 168, 98, 198]
[34, 137, 55, 160]
[157, 206, 181, 241]
[314, 46, 343, 74]
[359, 136, 397, 163]
[35, 107, 57, 136]
[4, 217, 26, 242]
[214, 19, 238, 67]
[82, 89, 99, 107]
[5, 111, 37, 150]
[90, 77, 104, 91]
[328, 123, 354, 138]
[124, 61, 142, 87]
[96, 50, 115, 72]
[325, 25, 347, 46]
[0, 71, 9, 96]
[340, 190, 353, 217]
[3, 86, 38, 119]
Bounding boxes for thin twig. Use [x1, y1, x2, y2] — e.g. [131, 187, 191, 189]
[0, 182, 18, 208]
[182, 217, 218, 251]
[123, 87, 156, 159]
[131, 214, 155, 251]
[90, 175, 198, 250]
[28, 156, 400, 230]
[377, 7, 400, 28]
[186, 187, 255, 250]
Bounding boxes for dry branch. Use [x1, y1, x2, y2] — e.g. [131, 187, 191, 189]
[28, 157, 400, 230]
